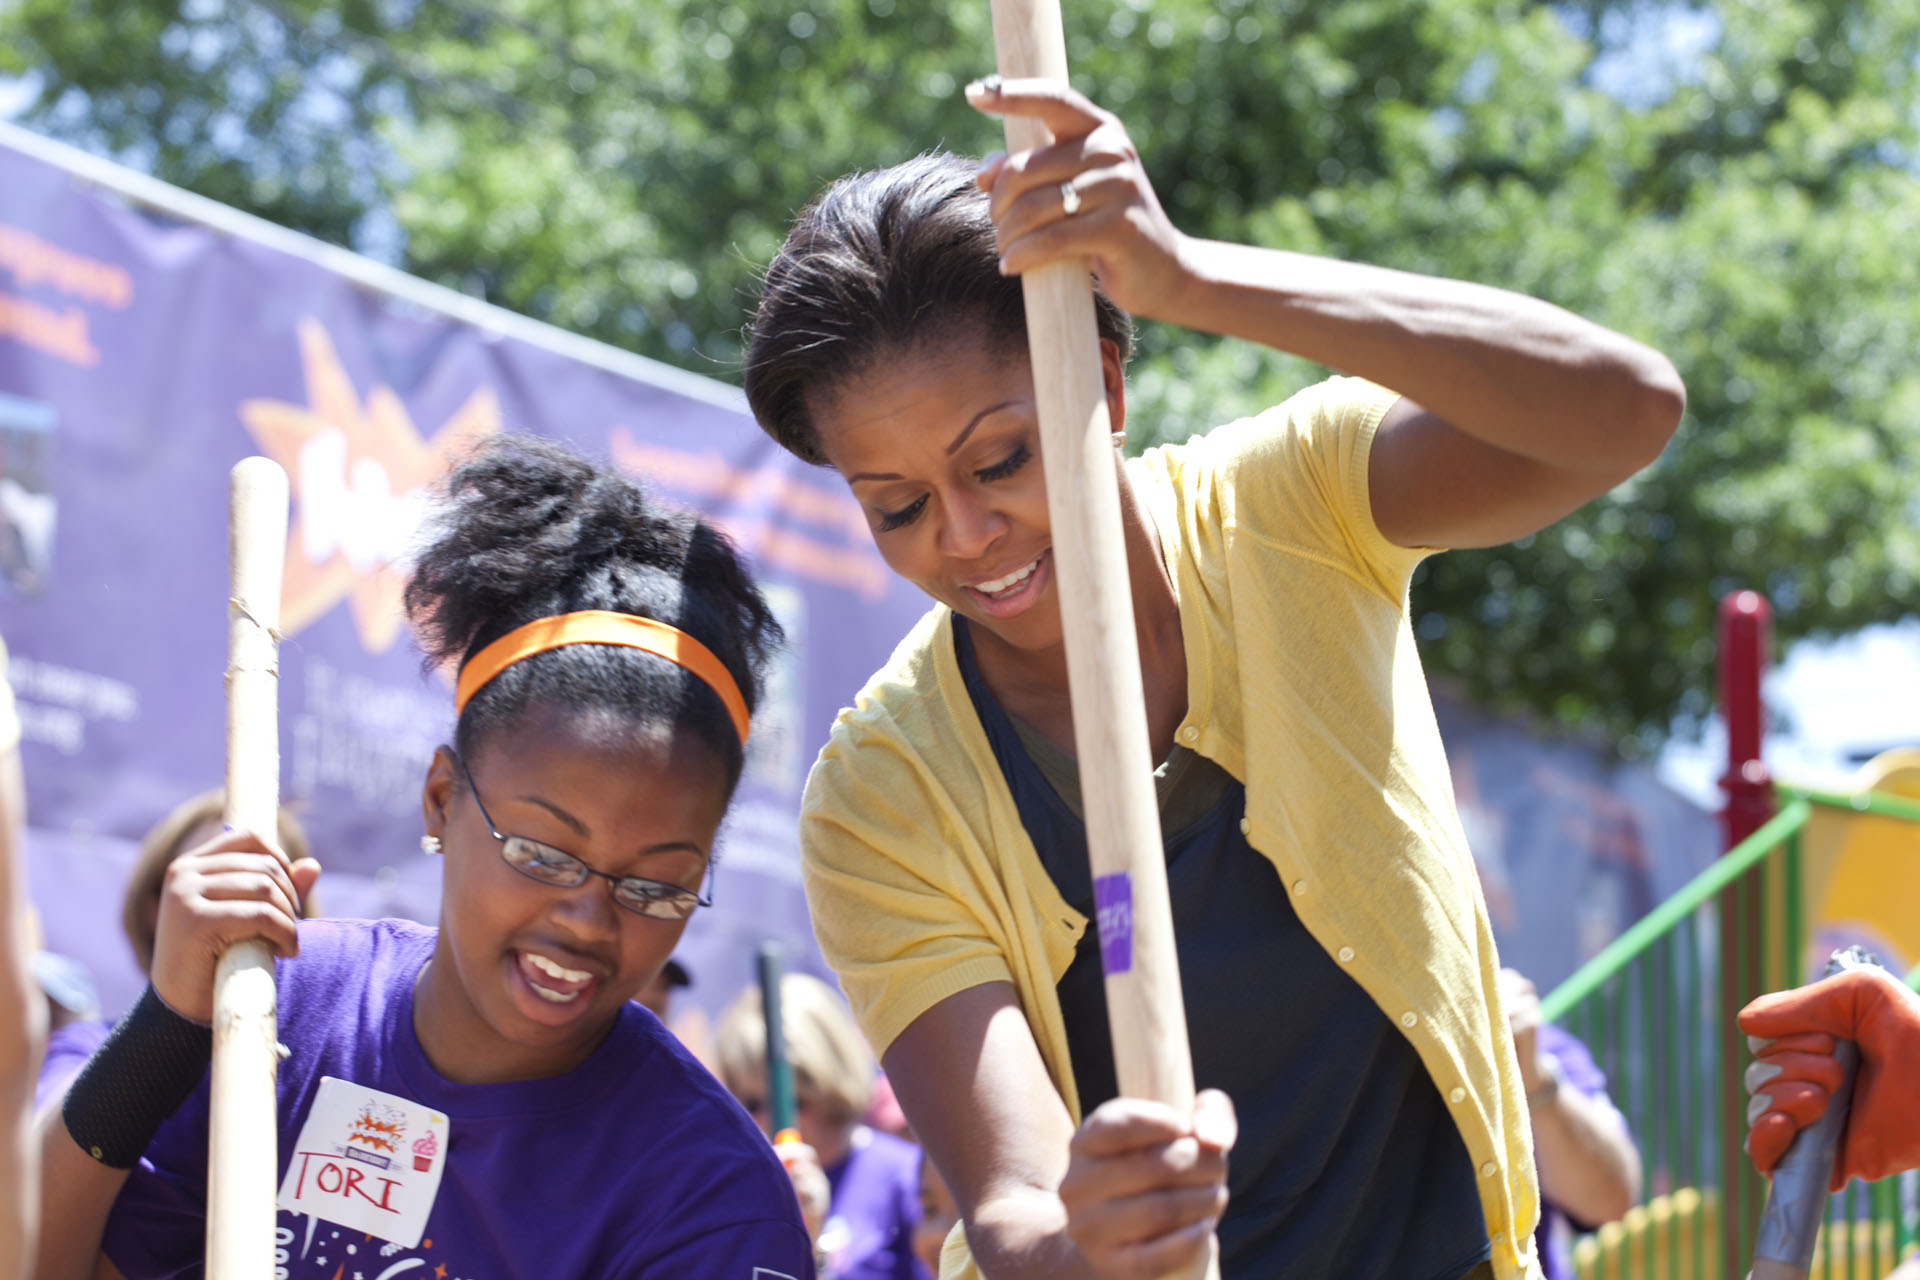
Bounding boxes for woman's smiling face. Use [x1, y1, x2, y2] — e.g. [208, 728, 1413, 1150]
[809, 333, 1126, 658]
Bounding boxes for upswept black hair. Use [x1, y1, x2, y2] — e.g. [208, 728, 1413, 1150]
[743, 150, 1134, 466]
[405, 434, 782, 794]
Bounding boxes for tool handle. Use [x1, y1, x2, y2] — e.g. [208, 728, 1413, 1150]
[206, 456, 289, 1280]
[1751, 947, 1874, 1277]
[758, 941, 799, 1144]
[985, 4, 1213, 1276]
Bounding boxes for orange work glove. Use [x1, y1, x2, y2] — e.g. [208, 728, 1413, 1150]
[1737, 966, 1920, 1190]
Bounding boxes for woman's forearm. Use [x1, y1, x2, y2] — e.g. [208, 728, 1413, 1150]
[1531, 1086, 1643, 1226]
[1159, 238, 1685, 476]
[966, 1186, 1102, 1280]
[0, 727, 37, 1280]
[32, 1105, 131, 1280]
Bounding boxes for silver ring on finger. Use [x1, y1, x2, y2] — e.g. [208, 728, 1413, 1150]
[1059, 181, 1082, 216]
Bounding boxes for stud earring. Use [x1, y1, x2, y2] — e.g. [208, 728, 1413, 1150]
[420, 834, 442, 856]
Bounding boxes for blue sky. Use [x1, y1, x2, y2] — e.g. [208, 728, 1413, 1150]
[1658, 620, 1920, 807]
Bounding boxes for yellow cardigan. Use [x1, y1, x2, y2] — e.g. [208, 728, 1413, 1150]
[801, 378, 1543, 1280]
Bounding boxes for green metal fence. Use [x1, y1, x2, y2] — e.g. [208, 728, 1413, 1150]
[1539, 786, 1920, 1280]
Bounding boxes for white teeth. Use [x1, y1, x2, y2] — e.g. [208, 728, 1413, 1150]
[525, 952, 591, 984]
[976, 557, 1040, 596]
[529, 983, 580, 1004]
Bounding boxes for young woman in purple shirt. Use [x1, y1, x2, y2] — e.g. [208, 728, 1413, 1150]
[32, 436, 814, 1279]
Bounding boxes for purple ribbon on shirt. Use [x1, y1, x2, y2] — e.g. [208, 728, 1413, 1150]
[1093, 873, 1133, 975]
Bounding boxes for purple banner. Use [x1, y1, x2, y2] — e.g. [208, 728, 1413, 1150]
[0, 132, 932, 1020]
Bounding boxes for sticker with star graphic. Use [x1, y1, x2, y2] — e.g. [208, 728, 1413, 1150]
[277, 1077, 450, 1248]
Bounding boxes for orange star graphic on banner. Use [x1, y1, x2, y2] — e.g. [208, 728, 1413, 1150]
[241, 319, 498, 652]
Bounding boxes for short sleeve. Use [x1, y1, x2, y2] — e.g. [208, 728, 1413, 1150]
[1187, 376, 1423, 602]
[801, 718, 1018, 1061]
[1538, 1023, 1614, 1105]
[635, 1217, 816, 1279]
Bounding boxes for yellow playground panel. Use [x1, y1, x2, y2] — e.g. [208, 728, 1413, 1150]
[1801, 749, 1920, 981]
[1575, 1188, 1913, 1280]
[1544, 760, 1920, 1280]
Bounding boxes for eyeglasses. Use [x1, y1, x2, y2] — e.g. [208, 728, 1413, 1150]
[448, 750, 713, 921]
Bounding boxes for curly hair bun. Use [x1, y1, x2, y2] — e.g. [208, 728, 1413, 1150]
[405, 434, 782, 786]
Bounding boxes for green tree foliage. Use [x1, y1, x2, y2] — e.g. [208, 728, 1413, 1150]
[3, 0, 1915, 749]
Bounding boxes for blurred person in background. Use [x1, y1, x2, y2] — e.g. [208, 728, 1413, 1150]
[914, 1150, 960, 1276]
[719, 971, 928, 1279]
[1741, 964, 1920, 1192]
[635, 954, 715, 1064]
[33, 789, 315, 1107]
[636, 955, 691, 1023]
[0, 634, 40, 1280]
[863, 1070, 910, 1140]
[1500, 968, 1640, 1279]
[27, 916, 99, 1112]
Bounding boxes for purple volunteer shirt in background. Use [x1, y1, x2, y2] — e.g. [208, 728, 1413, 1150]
[821, 1124, 931, 1280]
[34, 1017, 108, 1112]
[102, 918, 814, 1279]
[1535, 1023, 1626, 1280]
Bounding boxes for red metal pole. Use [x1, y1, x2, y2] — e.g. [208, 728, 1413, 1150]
[1719, 589, 1774, 848]
[1717, 588, 1773, 1279]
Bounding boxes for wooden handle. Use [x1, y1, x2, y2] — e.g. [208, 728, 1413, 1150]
[206, 456, 290, 1280]
[987, 6, 1215, 1278]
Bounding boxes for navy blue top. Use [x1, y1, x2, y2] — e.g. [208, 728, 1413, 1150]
[956, 619, 1490, 1280]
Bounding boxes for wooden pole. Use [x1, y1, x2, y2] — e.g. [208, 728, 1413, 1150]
[206, 457, 290, 1280]
[985, 6, 1215, 1277]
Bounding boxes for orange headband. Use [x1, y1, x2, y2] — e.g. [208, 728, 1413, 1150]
[453, 610, 750, 745]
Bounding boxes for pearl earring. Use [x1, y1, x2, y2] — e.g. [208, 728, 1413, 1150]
[420, 834, 442, 856]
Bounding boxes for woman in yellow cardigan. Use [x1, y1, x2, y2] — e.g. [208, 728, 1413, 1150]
[743, 78, 1683, 1280]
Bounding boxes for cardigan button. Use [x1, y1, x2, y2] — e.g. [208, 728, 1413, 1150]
[1336, 946, 1355, 963]
[1291, 879, 1307, 895]
[1180, 725, 1199, 744]
[1448, 1086, 1466, 1104]
[1238, 817, 1250, 835]
[1480, 1161, 1499, 1178]
[1400, 1011, 1418, 1029]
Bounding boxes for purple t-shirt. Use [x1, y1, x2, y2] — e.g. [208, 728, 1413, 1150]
[102, 918, 814, 1279]
[35, 1016, 109, 1111]
[819, 1126, 929, 1280]
[1534, 1023, 1623, 1280]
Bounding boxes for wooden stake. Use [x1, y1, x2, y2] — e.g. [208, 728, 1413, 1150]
[206, 457, 289, 1280]
[986, 6, 1215, 1277]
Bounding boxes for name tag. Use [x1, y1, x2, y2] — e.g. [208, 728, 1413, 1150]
[275, 1077, 450, 1248]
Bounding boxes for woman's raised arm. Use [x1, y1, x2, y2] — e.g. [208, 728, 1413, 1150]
[969, 77, 1685, 551]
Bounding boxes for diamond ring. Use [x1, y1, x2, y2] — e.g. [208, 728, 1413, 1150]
[1059, 182, 1082, 216]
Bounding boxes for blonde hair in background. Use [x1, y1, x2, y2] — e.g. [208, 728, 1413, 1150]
[121, 789, 317, 974]
[716, 971, 875, 1127]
